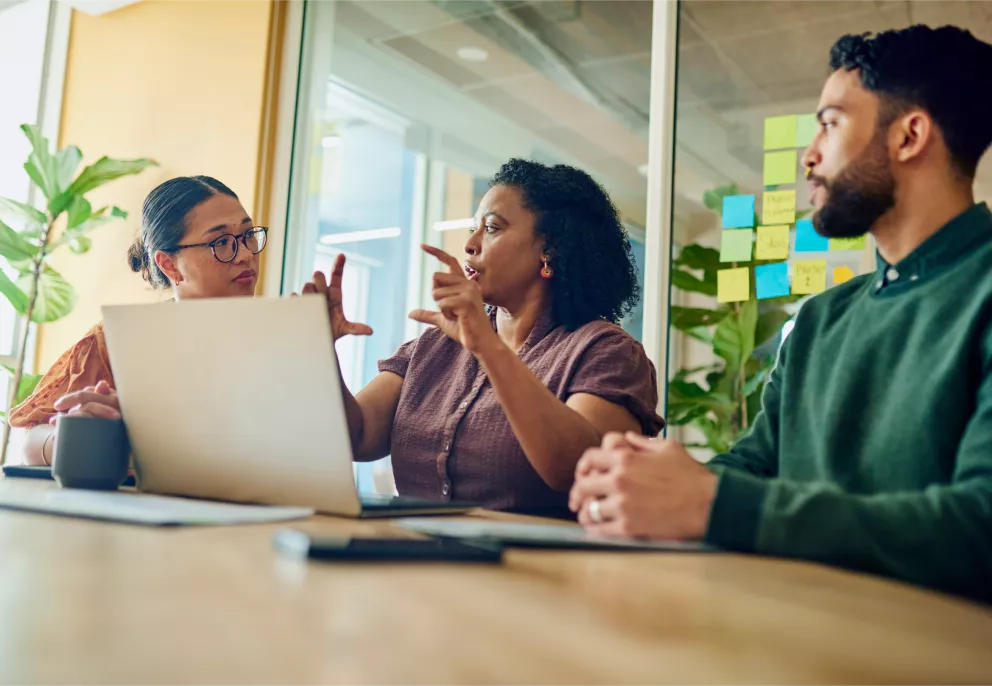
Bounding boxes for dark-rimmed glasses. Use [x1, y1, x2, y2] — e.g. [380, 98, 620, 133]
[172, 227, 268, 263]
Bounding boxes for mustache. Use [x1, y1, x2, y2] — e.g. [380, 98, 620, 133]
[808, 173, 829, 188]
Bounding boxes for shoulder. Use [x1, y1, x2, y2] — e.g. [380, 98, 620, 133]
[552, 319, 653, 370]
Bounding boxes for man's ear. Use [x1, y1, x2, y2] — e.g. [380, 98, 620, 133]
[154, 250, 182, 284]
[891, 109, 934, 164]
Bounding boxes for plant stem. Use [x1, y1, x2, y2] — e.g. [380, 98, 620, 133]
[0, 218, 54, 466]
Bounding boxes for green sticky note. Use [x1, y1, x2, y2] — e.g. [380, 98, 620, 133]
[764, 150, 798, 186]
[720, 229, 753, 263]
[764, 115, 798, 151]
[796, 113, 818, 147]
[829, 236, 867, 251]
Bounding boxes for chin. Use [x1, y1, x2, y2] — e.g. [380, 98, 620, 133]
[230, 281, 257, 297]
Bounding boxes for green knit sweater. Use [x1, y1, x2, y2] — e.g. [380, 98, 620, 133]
[705, 203, 992, 603]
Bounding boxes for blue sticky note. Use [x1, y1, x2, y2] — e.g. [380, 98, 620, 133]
[794, 219, 828, 252]
[755, 262, 790, 299]
[722, 195, 755, 229]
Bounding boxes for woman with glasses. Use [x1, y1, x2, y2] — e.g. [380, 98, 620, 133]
[8, 175, 267, 465]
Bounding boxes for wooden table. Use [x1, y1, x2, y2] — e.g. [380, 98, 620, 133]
[1, 477, 990, 684]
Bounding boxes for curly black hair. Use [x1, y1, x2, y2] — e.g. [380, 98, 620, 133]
[829, 25, 992, 178]
[490, 158, 639, 330]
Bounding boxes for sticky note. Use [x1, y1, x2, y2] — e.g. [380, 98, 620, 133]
[722, 195, 755, 229]
[764, 150, 798, 186]
[755, 225, 790, 260]
[792, 259, 827, 295]
[720, 229, 753, 262]
[794, 218, 828, 252]
[833, 266, 856, 285]
[764, 115, 798, 151]
[762, 190, 796, 225]
[828, 236, 867, 251]
[796, 113, 818, 147]
[717, 267, 750, 303]
[755, 262, 790, 299]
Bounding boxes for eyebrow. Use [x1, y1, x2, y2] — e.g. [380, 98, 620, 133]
[205, 217, 252, 235]
[816, 105, 843, 122]
[484, 211, 509, 225]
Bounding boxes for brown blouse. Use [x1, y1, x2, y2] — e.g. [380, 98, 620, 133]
[8, 323, 114, 429]
[379, 311, 663, 516]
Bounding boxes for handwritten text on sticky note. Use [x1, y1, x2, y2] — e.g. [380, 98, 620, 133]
[718, 267, 750, 303]
[755, 225, 790, 260]
[762, 190, 796, 225]
[792, 259, 827, 295]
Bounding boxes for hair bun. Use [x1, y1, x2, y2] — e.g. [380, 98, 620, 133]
[126, 237, 151, 282]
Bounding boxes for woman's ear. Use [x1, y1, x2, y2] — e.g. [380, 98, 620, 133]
[154, 250, 183, 284]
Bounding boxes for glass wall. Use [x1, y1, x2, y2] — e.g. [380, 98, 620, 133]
[285, 0, 655, 493]
[667, 1, 992, 459]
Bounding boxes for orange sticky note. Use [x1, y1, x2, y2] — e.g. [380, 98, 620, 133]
[762, 190, 796, 225]
[717, 267, 750, 303]
[792, 259, 827, 295]
[755, 225, 790, 260]
[833, 266, 856, 285]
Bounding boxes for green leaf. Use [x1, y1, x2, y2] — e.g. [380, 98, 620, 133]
[0, 364, 43, 407]
[713, 299, 757, 374]
[52, 156, 156, 215]
[670, 305, 729, 331]
[56, 146, 82, 189]
[0, 268, 29, 314]
[742, 361, 773, 397]
[66, 196, 92, 231]
[21, 124, 59, 201]
[0, 219, 38, 261]
[755, 309, 792, 349]
[696, 416, 734, 454]
[702, 184, 739, 213]
[0, 197, 47, 230]
[684, 326, 713, 344]
[68, 236, 92, 254]
[674, 244, 721, 271]
[668, 378, 710, 402]
[671, 268, 717, 296]
[672, 363, 722, 383]
[16, 266, 77, 323]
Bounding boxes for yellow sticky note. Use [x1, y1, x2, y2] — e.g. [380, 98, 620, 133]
[764, 150, 798, 186]
[828, 236, 867, 251]
[764, 115, 798, 151]
[755, 225, 790, 260]
[792, 259, 827, 295]
[833, 266, 856, 285]
[717, 267, 750, 303]
[762, 190, 796, 225]
[796, 113, 818, 147]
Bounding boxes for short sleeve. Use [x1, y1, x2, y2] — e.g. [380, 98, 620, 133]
[377, 337, 417, 379]
[7, 323, 113, 429]
[566, 327, 664, 436]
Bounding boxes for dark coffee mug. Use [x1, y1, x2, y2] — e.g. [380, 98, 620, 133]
[52, 415, 130, 490]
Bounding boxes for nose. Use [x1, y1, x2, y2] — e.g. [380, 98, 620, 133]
[801, 137, 821, 176]
[232, 237, 254, 265]
[464, 225, 481, 256]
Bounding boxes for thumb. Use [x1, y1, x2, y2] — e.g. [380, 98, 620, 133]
[95, 380, 112, 394]
[623, 431, 665, 452]
[346, 322, 374, 336]
[408, 309, 443, 327]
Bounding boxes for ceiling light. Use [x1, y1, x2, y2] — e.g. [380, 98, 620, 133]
[319, 227, 401, 245]
[456, 46, 489, 63]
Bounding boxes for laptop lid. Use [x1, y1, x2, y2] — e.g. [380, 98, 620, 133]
[102, 296, 362, 516]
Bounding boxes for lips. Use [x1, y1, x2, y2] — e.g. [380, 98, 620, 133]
[233, 269, 256, 283]
[464, 263, 480, 280]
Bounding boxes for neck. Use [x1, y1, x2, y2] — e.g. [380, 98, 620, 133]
[872, 175, 974, 265]
[494, 289, 550, 353]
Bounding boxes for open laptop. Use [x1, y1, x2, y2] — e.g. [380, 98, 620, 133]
[101, 296, 475, 518]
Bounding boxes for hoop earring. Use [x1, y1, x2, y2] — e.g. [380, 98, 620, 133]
[541, 260, 553, 279]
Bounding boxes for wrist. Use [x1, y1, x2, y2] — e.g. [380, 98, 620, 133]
[471, 329, 509, 364]
[691, 470, 720, 539]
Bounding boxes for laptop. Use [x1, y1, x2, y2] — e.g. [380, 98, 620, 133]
[101, 296, 475, 518]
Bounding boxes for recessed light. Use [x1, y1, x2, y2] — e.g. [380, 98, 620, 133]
[457, 46, 489, 62]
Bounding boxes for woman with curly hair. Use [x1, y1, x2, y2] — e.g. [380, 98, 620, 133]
[305, 158, 663, 516]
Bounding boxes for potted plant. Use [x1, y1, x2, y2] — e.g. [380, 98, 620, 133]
[0, 124, 155, 465]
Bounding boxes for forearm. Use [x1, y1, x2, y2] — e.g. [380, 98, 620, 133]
[477, 340, 601, 491]
[706, 471, 992, 602]
[22, 425, 56, 466]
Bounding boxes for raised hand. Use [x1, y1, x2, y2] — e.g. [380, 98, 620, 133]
[301, 253, 374, 342]
[408, 244, 498, 355]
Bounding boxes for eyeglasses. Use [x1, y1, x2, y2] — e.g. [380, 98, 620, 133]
[172, 227, 268, 263]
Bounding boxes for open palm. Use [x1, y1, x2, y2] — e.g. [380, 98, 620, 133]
[302, 254, 373, 341]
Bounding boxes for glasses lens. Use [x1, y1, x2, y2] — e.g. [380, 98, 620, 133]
[246, 228, 267, 254]
[212, 235, 237, 262]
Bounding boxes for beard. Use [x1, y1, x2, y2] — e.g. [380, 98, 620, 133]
[811, 134, 896, 239]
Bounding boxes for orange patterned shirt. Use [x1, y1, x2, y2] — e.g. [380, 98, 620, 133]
[7, 323, 115, 429]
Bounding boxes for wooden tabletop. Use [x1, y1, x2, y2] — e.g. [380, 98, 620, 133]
[1, 477, 990, 684]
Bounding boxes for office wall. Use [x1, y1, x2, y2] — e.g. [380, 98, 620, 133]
[37, 0, 273, 369]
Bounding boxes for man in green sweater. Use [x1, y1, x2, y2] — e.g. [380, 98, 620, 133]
[568, 25, 992, 603]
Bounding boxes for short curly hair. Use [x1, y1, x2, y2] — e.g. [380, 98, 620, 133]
[490, 159, 639, 330]
[829, 25, 992, 178]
